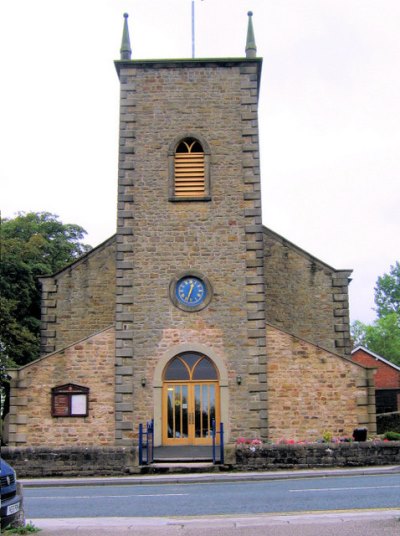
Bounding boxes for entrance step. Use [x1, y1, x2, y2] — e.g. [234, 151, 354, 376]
[140, 462, 218, 475]
[153, 445, 213, 460]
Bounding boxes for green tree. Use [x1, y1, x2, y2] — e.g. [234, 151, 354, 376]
[375, 261, 400, 317]
[352, 261, 400, 366]
[0, 212, 91, 367]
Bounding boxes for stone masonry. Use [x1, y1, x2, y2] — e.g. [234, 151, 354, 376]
[39, 237, 116, 354]
[7, 327, 115, 446]
[114, 58, 267, 445]
[5, 16, 377, 452]
[266, 324, 376, 442]
[264, 228, 352, 355]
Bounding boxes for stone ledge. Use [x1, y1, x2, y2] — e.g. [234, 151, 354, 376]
[236, 442, 400, 470]
[2, 443, 399, 477]
[2, 446, 138, 477]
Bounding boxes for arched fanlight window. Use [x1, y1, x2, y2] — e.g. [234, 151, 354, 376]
[168, 134, 211, 201]
[164, 353, 218, 381]
[174, 138, 205, 197]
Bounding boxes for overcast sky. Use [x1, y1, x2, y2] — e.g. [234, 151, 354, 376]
[1, 0, 399, 325]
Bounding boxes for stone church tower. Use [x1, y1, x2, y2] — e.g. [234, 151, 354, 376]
[114, 13, 267, 446]
[5, 13, 375, 451]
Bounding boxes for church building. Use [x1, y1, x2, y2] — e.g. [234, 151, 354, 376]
[7, 13, 376, 452]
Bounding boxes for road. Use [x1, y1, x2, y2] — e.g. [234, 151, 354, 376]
[20, 471, 400, 535]
[24, 473, 400, 519]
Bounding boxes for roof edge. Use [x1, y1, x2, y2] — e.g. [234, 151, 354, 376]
[115, 57, 263, 95]
[39, 234, 116, 280]
[352, 346, 400, 371]
[263, 225, 353, 275]
[267, 322, 371, 370]
[7, 325, 115, 375]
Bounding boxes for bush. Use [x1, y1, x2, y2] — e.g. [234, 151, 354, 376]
[377, 412, 400, 434]
[383, 431, 400, 441]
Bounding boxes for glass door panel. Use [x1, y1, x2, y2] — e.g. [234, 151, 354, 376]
[166, 384, 189, 441]
[194, 383, 216, 441]
[163, 382, 219, 445]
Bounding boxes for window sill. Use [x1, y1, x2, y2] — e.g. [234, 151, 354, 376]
[169, 196, 211, 202]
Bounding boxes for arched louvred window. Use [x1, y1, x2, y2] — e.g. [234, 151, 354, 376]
[174, 138, 205, 198]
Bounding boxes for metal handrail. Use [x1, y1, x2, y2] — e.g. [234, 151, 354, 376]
[212, 420, 224, 464]
[138, 419, 154, 465]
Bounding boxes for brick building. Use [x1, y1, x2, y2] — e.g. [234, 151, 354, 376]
[7, 13, 376, 451]
[351, 346, 400, 414]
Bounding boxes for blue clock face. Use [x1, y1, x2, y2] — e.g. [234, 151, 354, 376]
[176, 277, 207, 307]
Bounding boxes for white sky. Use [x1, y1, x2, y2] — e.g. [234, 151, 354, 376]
[1, 0, 399, 325]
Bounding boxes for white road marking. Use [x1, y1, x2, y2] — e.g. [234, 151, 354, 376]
[290, 485, 400, 492]
[27, 493, 189, 499]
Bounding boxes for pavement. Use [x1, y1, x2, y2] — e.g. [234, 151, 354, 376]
[20, 463, 400, 487]
[24, 511, 400, 535]
[17, 466, 400, 536]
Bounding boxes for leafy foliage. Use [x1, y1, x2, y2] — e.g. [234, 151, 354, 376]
[0, 212, 91, 367]
[351, 261, 400, 366]
[3, 522, 41, 535]
[375, 261, 400, 317]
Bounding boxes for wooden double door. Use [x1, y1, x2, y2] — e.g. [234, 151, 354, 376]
[162, 353, 220, 446]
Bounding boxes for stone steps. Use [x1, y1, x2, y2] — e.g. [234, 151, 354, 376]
[139, 461, 222, 474]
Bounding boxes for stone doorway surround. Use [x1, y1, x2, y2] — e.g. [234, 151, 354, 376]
[153, 343, 229, 447]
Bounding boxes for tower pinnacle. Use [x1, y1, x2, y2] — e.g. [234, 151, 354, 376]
[245, 11, 257, 58]
[120, 13, 132, 60]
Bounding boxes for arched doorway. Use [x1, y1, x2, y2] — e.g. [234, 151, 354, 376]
[162, 352, 220, 446]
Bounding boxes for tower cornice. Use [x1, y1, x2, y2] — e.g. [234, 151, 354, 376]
[115, 57, 263, 95]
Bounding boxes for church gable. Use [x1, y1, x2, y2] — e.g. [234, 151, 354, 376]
[7, 327, 115, 447]
[266, 324, 372, 442]
[39, 236, 116, 355]
[263, 226, 352, 355]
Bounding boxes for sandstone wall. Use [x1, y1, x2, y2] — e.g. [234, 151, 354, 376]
[235, 441, 400, 470]
[7, 327, 115, 446]
[40, 237, 116, 354]
[264, 228, 352, 355]
[3, 442, 399, 477]
[266, 324, 375, 442]
[114, 58, 267, 444]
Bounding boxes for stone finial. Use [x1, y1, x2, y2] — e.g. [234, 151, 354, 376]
[245, 11, 257, 58]
[120, 13, 132, 60]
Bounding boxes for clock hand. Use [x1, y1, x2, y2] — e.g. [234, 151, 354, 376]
[187, 283, 194, 301]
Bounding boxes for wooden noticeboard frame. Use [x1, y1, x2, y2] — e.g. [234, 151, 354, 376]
[51, 384, 89, 417]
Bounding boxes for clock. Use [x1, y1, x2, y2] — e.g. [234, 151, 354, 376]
[176, 276, 206, 307]
[170, 271, 213, 312]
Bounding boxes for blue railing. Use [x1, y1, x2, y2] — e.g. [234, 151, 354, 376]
[212, 420, 224, 464]
[138, 419, 154, 465]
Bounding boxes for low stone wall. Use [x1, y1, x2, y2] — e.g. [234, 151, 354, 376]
[235, 442, 400, 470]
[2, 447, 138, 477]
[2, 443, 399, 478]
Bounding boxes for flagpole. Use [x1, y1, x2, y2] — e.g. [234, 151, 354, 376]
[192, 0, 195, 58]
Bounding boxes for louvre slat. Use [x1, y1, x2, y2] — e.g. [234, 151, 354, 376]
[176, 192, 205, 196]
[174, 147, 205, 197]
[175, 170, 203, 173]
[176, 184, 204, 187]
[175, 154, 204, 158]
[175, 162, 203, 166]
[175, 180, 204, 184]
[176, 186, 205, 190]
[176, 189, 204, 192]
[175, 174, 204, 178]
[176, 165, 203, 169]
